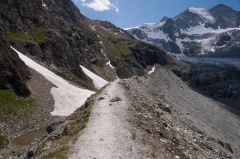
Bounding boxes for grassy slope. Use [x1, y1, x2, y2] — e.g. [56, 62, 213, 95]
[0, 89, 36, 115]
[6, 26, 51, 47]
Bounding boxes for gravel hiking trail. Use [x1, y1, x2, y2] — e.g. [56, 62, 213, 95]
[68, 80, 145, 159]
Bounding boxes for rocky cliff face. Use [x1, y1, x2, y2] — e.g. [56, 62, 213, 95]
[126, 4, 240, 58]
[0, 28, 30, 97]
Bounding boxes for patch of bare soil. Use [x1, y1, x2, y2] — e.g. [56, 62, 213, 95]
[27, 68, 55, 119]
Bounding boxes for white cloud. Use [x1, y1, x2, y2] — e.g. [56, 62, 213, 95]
[76, 0, 119, 12]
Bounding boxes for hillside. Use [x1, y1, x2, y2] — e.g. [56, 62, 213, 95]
[16, 67, 239, 158]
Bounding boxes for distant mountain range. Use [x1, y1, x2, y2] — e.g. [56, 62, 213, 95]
[125, 4, 240, 58]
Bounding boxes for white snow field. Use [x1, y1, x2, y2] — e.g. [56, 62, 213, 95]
[80, 65, 108, 90]
[11, 46, 95, 116]
[189, 7, 216, 23]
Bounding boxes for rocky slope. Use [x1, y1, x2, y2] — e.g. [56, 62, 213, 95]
[122, 66, 240, 158]
[15, 69, 239, 158]
[126, 4, 240, 57]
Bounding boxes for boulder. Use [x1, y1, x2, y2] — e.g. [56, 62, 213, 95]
[110, 97, 122, 102]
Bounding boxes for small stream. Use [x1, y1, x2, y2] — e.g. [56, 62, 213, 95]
[13, 127, 47, 147]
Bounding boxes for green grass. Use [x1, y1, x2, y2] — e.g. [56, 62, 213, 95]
[0, 135, 9, 149]
[72, 118, 88, 134]
[0, 89, 36, 115]
[49, 152, 67, 159]
[131, 131, 136, 140]
[6, 25, 51, 46]
[96, 27, 131, 66]
[102, 34, 130, 56]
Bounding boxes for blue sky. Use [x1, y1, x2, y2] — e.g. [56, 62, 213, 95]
[72, 0, 240, 29]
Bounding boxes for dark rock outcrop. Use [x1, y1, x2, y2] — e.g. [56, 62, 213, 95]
[0, 28, 30, 96]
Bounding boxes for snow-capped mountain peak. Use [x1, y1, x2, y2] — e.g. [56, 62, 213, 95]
[126, 4, 240, 58]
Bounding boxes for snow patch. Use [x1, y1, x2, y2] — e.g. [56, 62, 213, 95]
[176, 38, 184, 53]
[148, 65, 155, 74]
[189, 7, 215, 24]
[41, 0, 47, 7]
[181, 23, 240, 35]
[124, 21, 165, 31]
[125, 21, 170, 42]
[199, 38, 215, 54]
[11, 46, 95, 116]
[211, 47, 215, 52]
[106, 60, 115, 69]
[80, 65, 108, 90]
[147, 30, 170, 41]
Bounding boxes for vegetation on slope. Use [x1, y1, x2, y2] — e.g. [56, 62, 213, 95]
[6, 26, 51, 47]
[0, 135, 9, 149]
[0, 89, 36, 115]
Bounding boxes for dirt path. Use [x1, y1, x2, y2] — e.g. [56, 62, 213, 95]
[68, 80, 144, 159]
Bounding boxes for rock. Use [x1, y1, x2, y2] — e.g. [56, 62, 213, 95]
[230, 90, 239, 98]
[110, 97, 122, 102]
[90, 57, 97, 64]
[155, 108, 163, 116]
[0, 28, 31, 97]
[80, 104, 86, 110]
[46, 121, 64, 134]
[27, 149, 35, 158]
[158, 103, 172, 114]
[98, 97, 105, 101]
[224, 143, 233, 153]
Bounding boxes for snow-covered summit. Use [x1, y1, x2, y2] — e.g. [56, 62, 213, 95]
[126, 4, 240, 58]
[189, 7, 216, 24]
